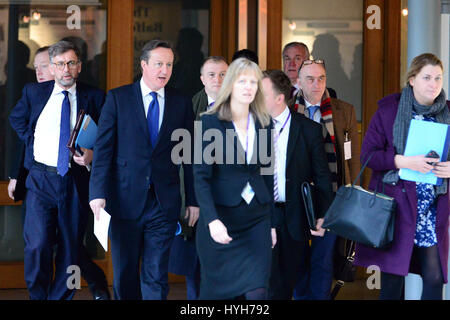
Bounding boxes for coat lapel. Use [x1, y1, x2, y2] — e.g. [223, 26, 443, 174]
[286, 113, 299, 168]
[132, 82, 152, 147]
[36, 81, 54, 118]
[152, 87, 171, 150]
[76, 83, 87, 115]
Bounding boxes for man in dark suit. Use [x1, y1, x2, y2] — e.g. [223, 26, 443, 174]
[89, 39, 198, 300]
[8, 45, 110, 300]
[262, 70, 334, 300]
[192, 56, 228, 120]
[9, 41, 105, 300]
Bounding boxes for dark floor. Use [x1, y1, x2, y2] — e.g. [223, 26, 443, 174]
[0, 279, 379, 300]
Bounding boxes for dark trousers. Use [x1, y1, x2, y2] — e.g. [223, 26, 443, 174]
[293, 231, 337, 300]
[186, 262, 201, 300]
[110, 187, 177, 300]
[269, 205, 306, 300]
[24, 166, 82, 300]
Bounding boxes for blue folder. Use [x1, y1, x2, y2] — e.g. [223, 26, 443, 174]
[75, 114, 98, 150]
[399, 119, 450, 185]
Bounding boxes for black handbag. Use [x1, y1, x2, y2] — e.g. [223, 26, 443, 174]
[322, 155, 397, 249]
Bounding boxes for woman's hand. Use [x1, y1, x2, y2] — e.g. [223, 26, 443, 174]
[208, 219, 232, 244]
[271, 228, 277, 249]
[394, 155, 439, 173]
[432, 161, 450, 178]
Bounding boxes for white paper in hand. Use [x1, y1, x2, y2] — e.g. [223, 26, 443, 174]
[94, 208, 111, 251]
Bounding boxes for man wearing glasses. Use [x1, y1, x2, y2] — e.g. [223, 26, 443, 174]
[9, 41, 105, 300]
[292, 59, 360, 300]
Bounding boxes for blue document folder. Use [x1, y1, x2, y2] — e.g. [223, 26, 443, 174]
[399, 119, 450, 185]
[75, 114, 98, 150]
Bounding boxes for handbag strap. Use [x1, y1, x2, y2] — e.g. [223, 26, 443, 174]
[351, 153, 374, 187]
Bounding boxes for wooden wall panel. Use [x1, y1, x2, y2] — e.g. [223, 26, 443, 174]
[210, 0, 237, 62]
[266, 0, 282, 70]
[107, 0, 134, 90]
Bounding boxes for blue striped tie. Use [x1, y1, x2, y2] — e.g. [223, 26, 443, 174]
[57, 90, 71, 176]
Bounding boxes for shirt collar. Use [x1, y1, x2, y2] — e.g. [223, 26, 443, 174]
[274, 106, 290, 125]
[140, 77, 165, 99]
[304, 99, 320, 108]
[207, 95, 215, 106]
[53, 82, 76, 96]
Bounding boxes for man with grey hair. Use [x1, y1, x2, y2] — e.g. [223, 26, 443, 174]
[282, 42, 337, 103]
[9, 40, 105, 300]
[89, 39, 198, 300]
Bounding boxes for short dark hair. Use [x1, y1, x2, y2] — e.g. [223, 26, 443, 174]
[200, 56, 227, 74]
[262, 69, 292, 105]
[140, 39, 173, 62]
[48, 41, 80, 61]
[35, 46, 50, 56]
[232, 49, 259, 65]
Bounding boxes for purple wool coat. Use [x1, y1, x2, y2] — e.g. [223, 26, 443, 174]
[354, 93, 450, 282]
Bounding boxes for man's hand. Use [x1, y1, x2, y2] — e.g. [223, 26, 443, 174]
[89, 198, 106, 221]
[73, 147, 93, 166]
[7, 179, 17, 200]
[310, 218, 326, 237]
[271, 228, 277, 249]
[185, 206, 200, 227]
[208, 219, 232, 244]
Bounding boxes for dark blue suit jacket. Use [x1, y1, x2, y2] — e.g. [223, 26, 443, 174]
[194, 112, 275, 227]
[9, 80, 105, 204]
[89, 81, 197, 221]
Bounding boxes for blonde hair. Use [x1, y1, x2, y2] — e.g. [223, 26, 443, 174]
[204, 57, 270, 127]
[406, 53, 443, 86]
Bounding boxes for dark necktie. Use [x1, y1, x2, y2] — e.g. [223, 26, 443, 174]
[147, 91, 160, 147]
[57, 90, 71, 176]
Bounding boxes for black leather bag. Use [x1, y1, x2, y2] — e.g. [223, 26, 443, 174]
[301, 181, 317, 230]
[322, 155, 397, 249]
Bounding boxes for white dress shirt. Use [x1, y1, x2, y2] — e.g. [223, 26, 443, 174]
[233, 114, 256, 204]
[140, 78, 165, 130]
[304, 99, 322, 123]
[34, 83, 78, 167]
[207, 95, 215, 109]
[273, 106, 291, 202]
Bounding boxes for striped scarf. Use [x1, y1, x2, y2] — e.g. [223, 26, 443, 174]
[294, 90, 339, 192]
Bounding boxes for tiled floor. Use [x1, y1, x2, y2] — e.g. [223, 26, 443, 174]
[0, 279, 379, 300]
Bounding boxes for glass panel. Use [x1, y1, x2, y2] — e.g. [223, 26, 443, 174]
[0, 1, 107, 262]
[282, 0, 363, 121]
[0, 205, 23, 261]
[134, 0, 210, 99]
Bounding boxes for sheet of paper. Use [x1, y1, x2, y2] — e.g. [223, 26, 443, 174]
[94, 208, 111, 251]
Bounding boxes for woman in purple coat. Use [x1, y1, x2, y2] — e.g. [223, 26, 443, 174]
[355, 53, 450, 300]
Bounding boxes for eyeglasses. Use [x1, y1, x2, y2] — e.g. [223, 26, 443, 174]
[52, 60, 79, 71]
[299, 59, 325, 71]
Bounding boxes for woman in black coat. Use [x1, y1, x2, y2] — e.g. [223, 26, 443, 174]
[194, 58, 275, 299]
